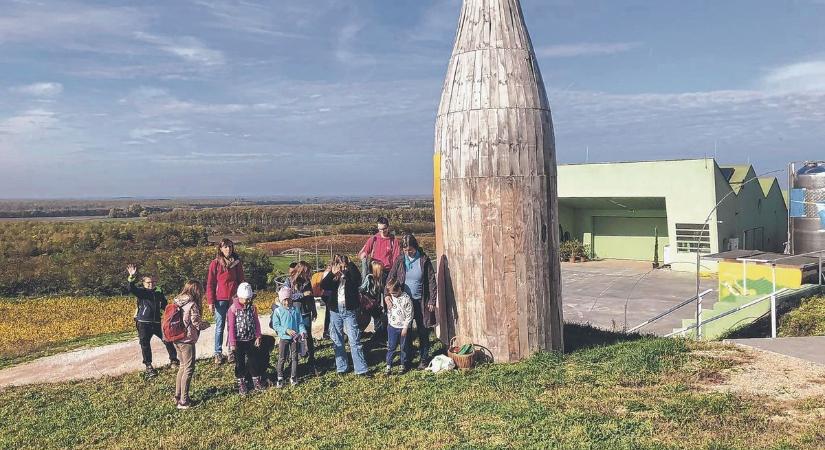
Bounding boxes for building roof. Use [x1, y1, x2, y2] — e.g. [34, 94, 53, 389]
[718, 165, 752, 194]
[758, 178, 777, 196]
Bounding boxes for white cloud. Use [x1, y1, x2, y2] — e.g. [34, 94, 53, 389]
[536, 42, 642, 58]
[134, 33, 226, 67]
[761, 60, 825, 93]
[0, 109, 58, 136]
[10, 82, 63, 97]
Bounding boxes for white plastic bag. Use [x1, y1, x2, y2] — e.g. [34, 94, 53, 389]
[426, 354, 455, 373]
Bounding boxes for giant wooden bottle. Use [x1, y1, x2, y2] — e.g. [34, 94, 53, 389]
[434, 0, 564, 362]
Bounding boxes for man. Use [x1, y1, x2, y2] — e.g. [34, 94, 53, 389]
[358, 217, 400, 341]
[358, 217, 400, 269]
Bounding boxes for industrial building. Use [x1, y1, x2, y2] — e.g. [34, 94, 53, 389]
[557, 159, 788, 272]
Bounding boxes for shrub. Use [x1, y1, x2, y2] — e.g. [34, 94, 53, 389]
[779, 296, 825, 337]
[0, 247, 272, 297]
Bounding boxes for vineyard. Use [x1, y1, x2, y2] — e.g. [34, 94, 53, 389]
[256, 235, 435, 257]
[148, 204, 434, 230]
[0, 292, 279, 366]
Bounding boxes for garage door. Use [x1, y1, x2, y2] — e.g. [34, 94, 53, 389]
[593, 217, 669, 261]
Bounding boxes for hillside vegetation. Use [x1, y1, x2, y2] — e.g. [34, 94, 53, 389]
[0, 329, 822, 449]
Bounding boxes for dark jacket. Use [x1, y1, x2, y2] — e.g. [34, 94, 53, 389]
[387, 251, 437, 328]
[128, 276, 167, 323]
[320, 262, 362, 313]
[293, 279, 318, 319]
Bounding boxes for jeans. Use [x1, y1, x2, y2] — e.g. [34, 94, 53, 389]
[277, 339, 299, 380]
[174, 343, 195, 402]
[405, 298, 431, 366]
[136, 321, 177, 367]
[386, 326, 407, 367]
[329, 308, 368, 375]
[234, 340, 263, 378]
[213, 300, 230, 355]
[302, 315, 316, 368]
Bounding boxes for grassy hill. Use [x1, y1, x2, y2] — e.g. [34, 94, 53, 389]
[1, 325, 822, 449]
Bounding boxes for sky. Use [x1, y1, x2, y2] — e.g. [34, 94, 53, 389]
[1, 0, 825, 198]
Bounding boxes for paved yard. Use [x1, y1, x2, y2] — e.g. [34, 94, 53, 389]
[725, 336, 825, 366]
[562, 260, 718, 336]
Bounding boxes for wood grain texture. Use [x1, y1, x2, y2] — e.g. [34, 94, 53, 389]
[434, 0, 563, 362]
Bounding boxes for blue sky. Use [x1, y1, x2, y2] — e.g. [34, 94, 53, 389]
[1, 0, 824, 198]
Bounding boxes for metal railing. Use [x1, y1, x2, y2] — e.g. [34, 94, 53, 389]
[665, 288, 790, 338]
[627, 289, 713, 333]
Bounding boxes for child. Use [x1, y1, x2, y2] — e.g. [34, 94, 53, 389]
[295, 261, 319, 376]
[126, 264, 179, 378]
[271, 286, 307, 387]
[172, 280, 210, 410]
[227, 282, 264, 395]
[384, 278, 413, 375]
[360, 259, 388, 343]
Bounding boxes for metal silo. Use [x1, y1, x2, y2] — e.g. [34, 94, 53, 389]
[790, 161, 825, 255]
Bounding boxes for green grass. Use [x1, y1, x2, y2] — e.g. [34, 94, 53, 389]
[779, 296, 825, 337]
[1, 325, 822, 449]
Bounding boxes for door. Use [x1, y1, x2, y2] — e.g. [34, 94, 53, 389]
[592, 216, 669, 261]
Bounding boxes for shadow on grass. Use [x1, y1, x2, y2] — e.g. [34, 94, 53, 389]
[564, 322, 647, 353]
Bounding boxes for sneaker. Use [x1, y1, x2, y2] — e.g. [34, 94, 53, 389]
[355, 372, 372, 379]
[169, 360, 180, 370]
[214, 354, 224, 365]
[313, 367, 322, 377]
[276, 378, 284, 389]
[417, 360, 429, 370]
[384, 366, 392, 375]
[177, 401, 191, 410]
[400, 365, 411, 375]
[144, 366, 158, 378]
[237, 378, 249, 396]
[290, 377, 298, 387]
[227, 351, 236, 364]
[252, 376, 267, 391]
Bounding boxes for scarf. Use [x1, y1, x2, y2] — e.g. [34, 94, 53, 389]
[404, 250, 420, 270]
[218, 255, 240, 270]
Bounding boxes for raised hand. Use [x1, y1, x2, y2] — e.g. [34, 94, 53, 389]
[126, 264, 137, 276]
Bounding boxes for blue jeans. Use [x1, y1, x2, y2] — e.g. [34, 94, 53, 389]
[386, 326, 407, 367]
[213, 300, 230, 355]
[329, 309, 368, 375]
[406, 298, 431, 366]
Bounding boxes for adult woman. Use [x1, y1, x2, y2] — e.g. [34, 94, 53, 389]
[320, 255, 369, 376]
[387, 234, 437, 370]
[206, 239, 245, 365]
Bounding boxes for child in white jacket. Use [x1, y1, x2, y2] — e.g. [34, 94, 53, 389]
[384, 278, 413, 375]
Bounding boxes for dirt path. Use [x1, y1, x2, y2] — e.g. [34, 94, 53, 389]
[0, 312, 328, 389]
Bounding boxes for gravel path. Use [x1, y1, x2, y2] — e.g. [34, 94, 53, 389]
[0, 311, 328, 389]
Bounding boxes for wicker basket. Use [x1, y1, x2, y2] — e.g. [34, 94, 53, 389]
[447, 336, 476, 369]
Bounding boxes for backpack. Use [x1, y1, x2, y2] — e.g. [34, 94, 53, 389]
[162, 303, 187, 342]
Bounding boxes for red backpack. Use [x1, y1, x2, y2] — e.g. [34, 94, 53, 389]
[162, 304, 187, 342]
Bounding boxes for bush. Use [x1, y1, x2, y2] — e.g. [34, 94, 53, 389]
[0, 247, 272, 297]
[560, 239, 590, 261]
[779, 296, 825, 337]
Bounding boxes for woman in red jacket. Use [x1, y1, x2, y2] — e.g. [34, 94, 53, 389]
[207, 238, 245, 365]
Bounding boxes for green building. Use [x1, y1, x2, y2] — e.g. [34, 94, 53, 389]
[557, 159, 788, 273]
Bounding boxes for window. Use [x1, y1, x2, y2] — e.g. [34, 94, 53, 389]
[675, 223, 711, 254]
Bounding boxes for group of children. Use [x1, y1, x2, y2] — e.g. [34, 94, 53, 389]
[127, 258, 417, 409]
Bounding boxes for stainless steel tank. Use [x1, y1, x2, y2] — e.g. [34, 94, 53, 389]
[791, 161, 825, 255]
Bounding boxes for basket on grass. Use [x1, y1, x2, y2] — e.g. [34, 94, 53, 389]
[448, 336, 476, 369]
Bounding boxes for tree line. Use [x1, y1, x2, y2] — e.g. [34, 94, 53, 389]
[148, 206, 435, 229]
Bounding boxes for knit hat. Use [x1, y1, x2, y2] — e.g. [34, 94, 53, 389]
[278, 286, 293, 302]
[237, 282, 255, 300]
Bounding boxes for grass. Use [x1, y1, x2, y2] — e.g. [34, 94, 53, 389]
[779, 296, 825, 337]
[0, 325, 822, 449]
[0, 292, 279, 369]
